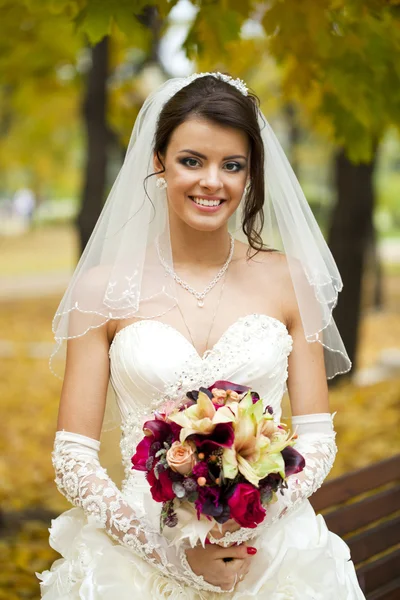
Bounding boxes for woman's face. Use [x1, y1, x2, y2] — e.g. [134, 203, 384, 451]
[154, 117, 250, 233]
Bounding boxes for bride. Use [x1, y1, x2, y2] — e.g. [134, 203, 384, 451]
[37, 72, 366, 599]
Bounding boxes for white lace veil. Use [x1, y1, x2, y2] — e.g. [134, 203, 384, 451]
[51, 72, 351, 428]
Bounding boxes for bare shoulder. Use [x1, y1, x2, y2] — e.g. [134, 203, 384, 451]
[234, 240, 288, 273]
[233, 241, 299, 327]
[234, 241, 292, 283]
[249, 248, 289, 276]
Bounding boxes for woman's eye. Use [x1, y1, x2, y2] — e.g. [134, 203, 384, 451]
[181, 158, 200, 168]
[224, 162, 242, 172]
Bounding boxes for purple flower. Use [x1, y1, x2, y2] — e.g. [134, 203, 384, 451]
[132, 416, 177, 472]
[150, 441, 162, 454]
[186, 388, 212, 401]
[169, 420, 183, 442]
[183, 478, 198, 494]
[193, 461, 209, 479]
[207, 380, 251, 395]
[191, 423, 234, 451]
[282, 446, 305, 477]
[259, 473, 282, 492]
[195, 486, 221, 519]
[143, 418, 172, 442]
[214, 503, 231, 524]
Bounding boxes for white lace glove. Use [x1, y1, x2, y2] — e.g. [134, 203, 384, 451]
[276, 412, 337, 510]
[52, 430, 225, 593]
[208, 413, 337, 546]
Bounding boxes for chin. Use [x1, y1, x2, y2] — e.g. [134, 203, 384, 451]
[184, 200, 237, 231]
[183, 213, 232, 233]
[187, 221, 226, 233]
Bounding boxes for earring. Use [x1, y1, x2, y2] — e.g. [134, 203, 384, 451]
[156, 177, 167, 189]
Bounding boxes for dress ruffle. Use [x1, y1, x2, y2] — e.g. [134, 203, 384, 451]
[37, 501, 365, 599]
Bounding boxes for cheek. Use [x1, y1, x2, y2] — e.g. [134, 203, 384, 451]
[168, 167, 197, 192]
[226, 175, 247, 200]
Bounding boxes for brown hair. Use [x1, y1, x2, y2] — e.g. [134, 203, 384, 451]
[152, 75, 269, 253]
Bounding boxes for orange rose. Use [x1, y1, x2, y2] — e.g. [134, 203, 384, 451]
[211, 388, 227, 399]
[166, 441, 197, 475]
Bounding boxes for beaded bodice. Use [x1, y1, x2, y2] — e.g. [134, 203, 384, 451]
[108, 314, 293, 478]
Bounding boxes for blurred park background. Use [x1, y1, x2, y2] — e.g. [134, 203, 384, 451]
[0, 1, 400, 598]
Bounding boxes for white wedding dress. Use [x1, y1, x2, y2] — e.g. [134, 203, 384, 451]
[38, 314, 365, 599]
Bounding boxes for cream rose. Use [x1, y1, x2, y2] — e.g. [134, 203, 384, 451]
[166, 441, 197, 475]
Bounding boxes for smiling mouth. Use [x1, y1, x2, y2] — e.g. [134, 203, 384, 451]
[189, 196, 225, 207]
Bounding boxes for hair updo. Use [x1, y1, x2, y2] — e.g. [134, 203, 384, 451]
[153, 75, 267, 253]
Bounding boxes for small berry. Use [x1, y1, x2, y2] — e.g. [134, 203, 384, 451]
[197, 476, 207, 486]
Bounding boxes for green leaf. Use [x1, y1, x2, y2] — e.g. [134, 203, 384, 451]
[74, 2, 112, 44]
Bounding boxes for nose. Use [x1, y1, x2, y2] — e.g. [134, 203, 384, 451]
[199, 167, 223, 192]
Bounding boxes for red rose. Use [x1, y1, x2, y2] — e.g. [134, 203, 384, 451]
[147, 468, 175, 502]
[131, 437, 152, 471]
[227, 483, 266, 528]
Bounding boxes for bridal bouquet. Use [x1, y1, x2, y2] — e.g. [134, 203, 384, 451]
[131, 381, 305, 546]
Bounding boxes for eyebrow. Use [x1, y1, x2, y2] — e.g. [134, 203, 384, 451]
[177, 149, 248, 161]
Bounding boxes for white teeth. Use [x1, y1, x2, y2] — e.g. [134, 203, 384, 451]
[191, 197, 221, 207]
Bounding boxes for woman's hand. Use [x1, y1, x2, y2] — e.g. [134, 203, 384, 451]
[186, 543, 254, 591]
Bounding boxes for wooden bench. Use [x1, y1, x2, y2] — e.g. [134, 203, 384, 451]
[310, 455, 400, 599]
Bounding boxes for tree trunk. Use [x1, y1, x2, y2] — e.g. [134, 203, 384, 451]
[76, 37, 109, 255]
[328, 148, 377, 374]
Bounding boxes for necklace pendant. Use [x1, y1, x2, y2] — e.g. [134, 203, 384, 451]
[197, 299, 204, 308]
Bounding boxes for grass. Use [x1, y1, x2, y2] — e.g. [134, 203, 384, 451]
[0, 224, 77, 276]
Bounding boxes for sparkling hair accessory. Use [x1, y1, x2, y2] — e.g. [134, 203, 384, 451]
[168, 72, 248, 99]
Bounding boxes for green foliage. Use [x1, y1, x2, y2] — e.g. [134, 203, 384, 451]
[191, 0, 400, 161]
[74, 0, 153, 45]
[183, 4, 243, 61]
[10, 0, 399, 163]
[3, 0, 400, 189]
[0, 2, 82, 196]
[27, 0, 170, 44]
[262, 1, 400, 161]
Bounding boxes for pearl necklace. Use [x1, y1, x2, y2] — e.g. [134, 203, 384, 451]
[156, 233, 235, 308]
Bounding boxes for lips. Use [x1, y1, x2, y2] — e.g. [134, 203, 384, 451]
[189, 196, 225, 207]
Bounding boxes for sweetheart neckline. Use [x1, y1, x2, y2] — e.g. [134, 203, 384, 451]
[109, 313, 292, 361]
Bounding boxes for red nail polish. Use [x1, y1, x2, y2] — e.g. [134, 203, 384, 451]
[247, 546, 257, 555]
